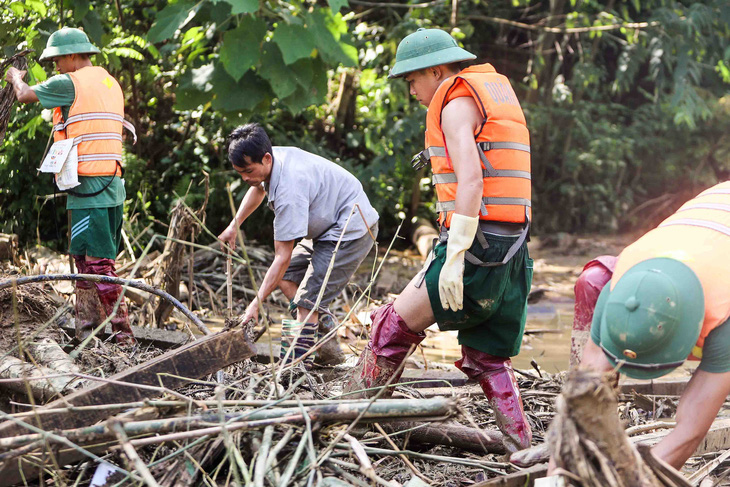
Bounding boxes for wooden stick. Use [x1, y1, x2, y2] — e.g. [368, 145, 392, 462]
[226, 248, 233, 318]
[109, 420, 160, 487]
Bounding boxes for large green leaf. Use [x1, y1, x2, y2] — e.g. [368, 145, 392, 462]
[175, 68, 215, 110]
[272, 23, 315, 65]
[290, 58, 313, 88]
[211, 67, 270, 112]
[220, 18, 266, 81]
[282, 57, 328, 112]
[306, 9, 357, 67]
[82, 10, 104, 46]
[72, 0, 90, 21]
[258, 43, 299, 99]
[220, 0, 259, 15]
[148, 1, 200, 44]
[327, 0, 349, 14]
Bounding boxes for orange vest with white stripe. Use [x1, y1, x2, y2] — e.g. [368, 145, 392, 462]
[612, 181, 730, 360]
[424, 63, 531, 228]
[52, 66, 136, 177]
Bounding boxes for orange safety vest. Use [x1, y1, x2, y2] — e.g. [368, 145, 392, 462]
[612, 181, 730, 360]
[418, 63, 531, 229]
[52, 66, 136, 177]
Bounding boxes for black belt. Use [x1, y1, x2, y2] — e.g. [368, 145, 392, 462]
[478, 220, 525, 236]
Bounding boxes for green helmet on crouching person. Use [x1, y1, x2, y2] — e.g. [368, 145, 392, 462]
[594, 257, 705, 380]
[388, 28, 475, 79]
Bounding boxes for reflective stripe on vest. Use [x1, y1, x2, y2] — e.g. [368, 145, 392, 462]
[52, 66, 133, 177]
[56, 112, 137, 144]
[429, 142, 532, 184]
[423, 63, 531, 228]
[436, 197, 532, 213]
[660, 218, 730, 237]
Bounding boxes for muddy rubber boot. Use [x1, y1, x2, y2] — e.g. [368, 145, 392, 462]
[314, 313, 346, 366]
[456, 345, 532, 453]
[343, 303, 424, 398]
[73, 256, 102, 341]
[74, 286, 104, 341]
[86, 258, 136, 346]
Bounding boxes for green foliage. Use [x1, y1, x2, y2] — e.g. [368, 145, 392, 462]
[2, 0, 730, 255]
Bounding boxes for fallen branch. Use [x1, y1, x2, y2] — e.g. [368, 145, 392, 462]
[0, 273, 211, 335]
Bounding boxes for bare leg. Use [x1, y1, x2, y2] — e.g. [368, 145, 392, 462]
[296, 306, 318, 324]
[392, 275, 437, 333]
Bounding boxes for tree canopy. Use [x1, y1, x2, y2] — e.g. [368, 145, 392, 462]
[1, 0, 729, 250]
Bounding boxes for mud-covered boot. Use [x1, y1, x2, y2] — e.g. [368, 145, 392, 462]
[343, 303, 424, 398]
[86, 258, 136, 346]
[73, 257, 102, 341]
[75, 286, 105, 341]
[314, 313, 346, 366]
[456, 345, 532, 453]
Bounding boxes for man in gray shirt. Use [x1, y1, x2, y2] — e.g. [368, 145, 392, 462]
[218, 123, 379, 365]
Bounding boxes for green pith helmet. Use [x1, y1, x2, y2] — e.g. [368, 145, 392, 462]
[595, 257, 705, 380]
[39, 27, 100, 61]
[389, 28, 476, 79]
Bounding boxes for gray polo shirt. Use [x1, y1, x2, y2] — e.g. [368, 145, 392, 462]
[265, 147, 378, 242]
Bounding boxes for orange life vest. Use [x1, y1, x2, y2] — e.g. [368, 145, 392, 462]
[612, 181, 730, 360]
[419, 63, 531, 229]
[52, 66, 136, 177]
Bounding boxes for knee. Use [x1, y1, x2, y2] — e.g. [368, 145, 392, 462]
[575, 265, 612, 298]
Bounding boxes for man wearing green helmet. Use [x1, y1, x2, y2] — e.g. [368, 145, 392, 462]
[5, 27, 137, 346]
[344, 28, 534, 453]
[567, 181, 730, 469]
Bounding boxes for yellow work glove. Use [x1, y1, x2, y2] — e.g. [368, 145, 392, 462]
[439, 213, 479, 312]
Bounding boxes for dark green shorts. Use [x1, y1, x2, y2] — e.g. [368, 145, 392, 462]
[69, 205, 124, 260]
[424, 233, 533, 357]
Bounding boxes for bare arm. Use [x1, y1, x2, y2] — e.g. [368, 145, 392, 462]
[652, 369, 730, 469]
[4, 67, 39, 104]
[218, 184, 266, 250]
[441, 96, 484, 218]
[240, 239, 295, 323]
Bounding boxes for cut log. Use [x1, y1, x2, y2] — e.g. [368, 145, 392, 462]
[0, 356, 79, 401]
[381, 421, 505, 454]
[0, 327, 254, 487]
[0, 337, 83, 401]
[409, 218, 439, 259]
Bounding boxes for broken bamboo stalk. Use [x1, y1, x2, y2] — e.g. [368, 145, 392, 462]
[0, 397, 457, 451]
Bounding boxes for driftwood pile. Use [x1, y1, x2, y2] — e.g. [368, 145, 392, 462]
[3, 227, 730, 485]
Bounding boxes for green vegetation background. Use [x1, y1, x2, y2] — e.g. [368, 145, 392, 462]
[1, 0, 729, 254]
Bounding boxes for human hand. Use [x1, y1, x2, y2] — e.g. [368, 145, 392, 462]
[4, 67, 26, 84]
[439, 251, 466, 311]
[438, 214, 479, 311]
[241, 299, 259, 325]
[218, 224, 237, 252]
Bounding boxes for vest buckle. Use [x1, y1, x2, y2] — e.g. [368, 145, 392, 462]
[411, 151, 429, 171]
